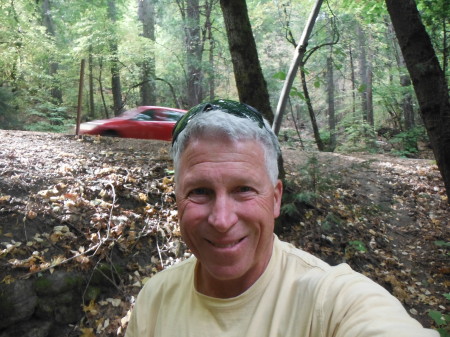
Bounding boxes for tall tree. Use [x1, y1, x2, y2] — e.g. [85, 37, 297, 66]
[357, 22, 370, 124]
[327, 56, 336, 151]
[386, 20, 414, 130]
[219, 0, 273, 122]
[138, 0, 157, 105]
[88, 47, 95, 119]
[204, 0, 217, 101]
[386, 0, 450, 200]
[107, 0, 124, 116]
[41, 0, 62, 104]
[177, 0, 204, 107]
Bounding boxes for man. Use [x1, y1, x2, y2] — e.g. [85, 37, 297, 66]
[125, 99, 438, 336]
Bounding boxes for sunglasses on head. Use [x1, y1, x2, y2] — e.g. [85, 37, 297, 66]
[172, 99, 267, 145]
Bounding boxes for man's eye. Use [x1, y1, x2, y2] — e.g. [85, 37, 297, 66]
[187, 188, 211, 203]
[190, 188, 208, 196]
[237, 186, 253, 193]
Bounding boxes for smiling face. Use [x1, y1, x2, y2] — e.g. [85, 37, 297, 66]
[175, 136, 282, 298]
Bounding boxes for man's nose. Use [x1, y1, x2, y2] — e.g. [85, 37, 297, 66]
[208, 193, 238, 232]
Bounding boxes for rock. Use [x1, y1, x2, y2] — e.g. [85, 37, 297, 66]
[0, 280, 37, 329]
[0, 319, 52, 337]
[34, 272, 83, 324]
[34, 271, 83, 296]
[36, 290, 82, 324]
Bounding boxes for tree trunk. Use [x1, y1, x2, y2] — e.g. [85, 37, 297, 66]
[107, 0, 124, 116]
[366, 43, 374, 126]
[205, 0, 215, 100]
[138, 0, 157, 105]
[301, 63, 324, 151]
[88, 48, 95, 119]
[386, 0, 450, 201]
[180, 0, 204, 107]
[349, 46, 356, 116]
[357, 23, 369, 123]
[388, 21, 415, 130]
[219, 0, 273, 122]
[327, 56, 336, 151]
[398, 47, 415, 130]
[98, 58, 109, 119]
[41, 0, 62, 104]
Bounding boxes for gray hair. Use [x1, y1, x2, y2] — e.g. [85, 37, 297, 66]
[171, 109, 281, 185]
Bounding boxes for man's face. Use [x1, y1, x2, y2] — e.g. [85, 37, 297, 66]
[175, 136, 282, 297]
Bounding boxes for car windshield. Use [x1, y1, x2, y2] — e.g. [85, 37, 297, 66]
[120, 108, 141, 118]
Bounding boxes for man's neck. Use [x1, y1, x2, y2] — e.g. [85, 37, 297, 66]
[194, 250, 273, 299]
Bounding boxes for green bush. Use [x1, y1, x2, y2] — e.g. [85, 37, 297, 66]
[390, 126, 428, 157]
[24, 102, 72, 133]
[336, 115, 377, 152]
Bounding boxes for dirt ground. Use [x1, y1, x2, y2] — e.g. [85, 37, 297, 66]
[0, 130, 448, 335]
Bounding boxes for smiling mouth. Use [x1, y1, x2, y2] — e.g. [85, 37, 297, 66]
[207, 237, 245, 248]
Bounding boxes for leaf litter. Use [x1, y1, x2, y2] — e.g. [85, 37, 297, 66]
[0, 130, 448, 335]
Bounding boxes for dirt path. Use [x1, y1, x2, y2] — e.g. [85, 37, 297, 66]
[0, 130, 448, 335]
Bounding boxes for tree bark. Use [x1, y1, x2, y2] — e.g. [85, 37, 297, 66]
[327, 56, 336, 151]
[388, 21, 415, 130]
[205, 0, 215, 100]
[301, 63, 324, 151]
[366, 43, 374, 126]
[386, 0, 450, 201]
[349, 46, 356, 116]
[107, 0, 124, 116]
[219, 0, 273, 122]
[41, 0, 62, 104]
[179, 0, 204, 107]
[357, 23, 369, 123]
[138, 0, 157, 105]
[88, 48, 95, 119]
[398, 46, 415, 130]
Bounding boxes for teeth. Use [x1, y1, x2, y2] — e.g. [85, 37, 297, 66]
[210, 240, 240, 248]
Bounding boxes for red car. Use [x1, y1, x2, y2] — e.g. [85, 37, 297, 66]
[78, 106, 186, 141]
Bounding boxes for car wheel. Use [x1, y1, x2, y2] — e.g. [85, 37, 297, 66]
[101, 130, 119, 137]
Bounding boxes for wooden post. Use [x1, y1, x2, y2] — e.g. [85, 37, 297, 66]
[75, 59, 86, 136]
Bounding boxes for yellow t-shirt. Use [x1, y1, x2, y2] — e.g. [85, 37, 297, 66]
[125, 236, 438, 337]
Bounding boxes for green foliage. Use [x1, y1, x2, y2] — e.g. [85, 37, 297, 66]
[434, 241, 450, 248]
[417, 0, 449, 72]
[273, 71, 286, 80]
[390, 126, 428, 158]
[319, 130, 332, 150]
[348, 240, 367, 253]
[0, 0, 447, 147]
[322, 212, 343, 231]
[23, 102, 72, 133]
[289, 86, 306, 101]
[280, 154, 335, 219]
[336, 115, 376, 152]
[428, 295, 450, 337]
[427, 292, 450, 336]
[281, 191, 318, 218]
[294, 155, 336, 194]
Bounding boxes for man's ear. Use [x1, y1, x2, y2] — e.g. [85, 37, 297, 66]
[273, 179, 283, 218]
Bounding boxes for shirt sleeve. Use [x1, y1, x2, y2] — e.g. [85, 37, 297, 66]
[317, 264, 439, 337]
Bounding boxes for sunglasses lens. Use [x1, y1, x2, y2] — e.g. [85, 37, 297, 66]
[172, 100, 265, 144]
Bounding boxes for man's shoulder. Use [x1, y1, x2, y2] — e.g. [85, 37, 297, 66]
[276, 238, 332, 271]
[275, 238, 355, 285]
